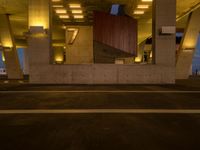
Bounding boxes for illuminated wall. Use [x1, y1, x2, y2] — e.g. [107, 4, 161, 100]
[29, 0, 50, 29]
[65, 26, 93, 64]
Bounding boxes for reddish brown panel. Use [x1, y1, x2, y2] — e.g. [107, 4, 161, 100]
[94, 11, 137, 55]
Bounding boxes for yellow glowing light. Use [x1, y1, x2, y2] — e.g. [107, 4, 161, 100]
[55, 56, 63, 62]
[52, 5, 63, 8]
[69, 4, 81, 8]
[71, 10, 83, 14]
[150, 51, 153, 58]
[142, 0, 153, 2]
[62, 25, 66, 29]
[55, 9, 67, 14]
[135, 57, 142, 63]
[2, 40, 13, 48]
[73, 15, 84, 19]
[59, 15, 69, 19]
[29, 19, 48, 29]
[52, 0, 60, 2]
[134, 10, 145, 15]
[2, 52, 5, 62]
[137, 5, 149, 9]
[29, 1, 50, 29]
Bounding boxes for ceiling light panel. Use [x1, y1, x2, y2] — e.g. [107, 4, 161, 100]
[55, 9, 67, 14]
[52, 0, 61, 2]
[72, 10, 83, 14]
[142, 0, 153, 2]
[59, 15, 69, 19]
[137, 5, 149, 9]
[73, 15, 84, 19]
[69, 4, 81, 8]
[53, 5, 63, 8]
[134, 10, 145, 14]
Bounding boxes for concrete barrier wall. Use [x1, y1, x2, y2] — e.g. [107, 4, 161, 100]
[29, 64, 175, 84]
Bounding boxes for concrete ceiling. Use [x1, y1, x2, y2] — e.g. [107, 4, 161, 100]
[0, 0, 200, 47]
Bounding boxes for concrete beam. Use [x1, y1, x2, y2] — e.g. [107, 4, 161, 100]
[0, 14, 23, 79]
[176, 7, 200, 79]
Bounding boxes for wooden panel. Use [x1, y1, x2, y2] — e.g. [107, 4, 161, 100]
[94, 11, 137, 55]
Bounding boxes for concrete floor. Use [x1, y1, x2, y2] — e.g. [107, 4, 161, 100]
[0, 78, 200, 150]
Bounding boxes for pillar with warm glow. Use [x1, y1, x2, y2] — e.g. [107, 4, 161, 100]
[176, 7, 200, 79]
[28, 0, 52, 82]
[29, 0, 50, 29]
[0, 14, 23, 79]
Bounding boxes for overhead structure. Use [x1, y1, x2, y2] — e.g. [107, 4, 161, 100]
[176, 7, 200, 79]
[0, 14, 23, 79]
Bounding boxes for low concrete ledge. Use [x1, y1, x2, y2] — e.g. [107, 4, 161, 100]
[29, 64, 175, 84]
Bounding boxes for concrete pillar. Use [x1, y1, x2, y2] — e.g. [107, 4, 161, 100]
[176, 8, 200, 79]
[136, 40, 146, 63]
[152, 0, 176, 66]
[28, 0, 51, 82]
[0, 14, 23, 79]
[23, 48, 29, 75]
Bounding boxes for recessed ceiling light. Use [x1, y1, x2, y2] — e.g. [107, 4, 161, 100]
[137, 5, 149, 9]
[134, 10, 145, 14]
[142, 0, 153, 2]
[59, 15, 69, 19]
[52, 0, 61, 2]
[72, 10, 83, 14]
[55, 9, 67, 14]
[69, 4, 81, 8]
[53, 5, 63, 8]
[73, 15, 84, 19]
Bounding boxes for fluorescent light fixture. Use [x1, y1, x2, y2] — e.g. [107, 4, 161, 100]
[73, 15, 84, 19]
[134, 10, 145, 14]
[137, 5, 149, 9]
[52, 5, 63, 8]
[71, 10, 83, 14]
[55, 9, 67, 14]
[69, 4, 81, 8]
[142, 0, 153, 2]
[52, 0, 60, 1]
[59, 15, 69, 19]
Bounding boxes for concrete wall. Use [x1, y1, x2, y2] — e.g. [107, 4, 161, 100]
[28, 0, 176, 84]
[30, 64, 175, 84]
[65, 26, 93, 64]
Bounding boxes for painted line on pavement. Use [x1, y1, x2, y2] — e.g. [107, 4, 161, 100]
[0, 90, 200, 93]
[1, 109, 200, 114]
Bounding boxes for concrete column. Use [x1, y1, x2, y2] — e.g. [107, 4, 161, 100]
[176, 8, 200, 79]
[28, 0, 51, 82]
[0, 14, 23, 79]
[136, 40, 146, 63]
[23, 48, 29, 75]
[152, 0, 176, 66]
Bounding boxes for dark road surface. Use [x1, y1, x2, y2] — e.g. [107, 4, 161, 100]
[0, 79, 200, 150]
